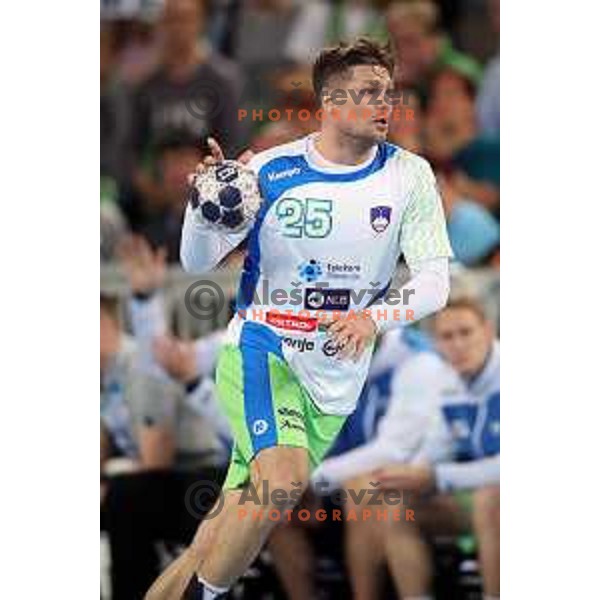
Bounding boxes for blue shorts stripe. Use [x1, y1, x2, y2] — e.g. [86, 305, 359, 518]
[240, 322, 282, 453]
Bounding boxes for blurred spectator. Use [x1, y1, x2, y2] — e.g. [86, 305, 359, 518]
[232, 0, 297, 67]
[386, 0, 481, 92]
[388, 88, 424, 154]
[124, 132, 201, 262]
[437, 170, 500, 267]
[476, 0, 500, 137]
[425, 67, 500, 216]
[101, 243, 230, 598]
[101, 23, 131, 182]
[126, 0, 243, 215]
[118, 235, 231, 434]
[373, 298, 500, 600]
[271, 328, 432, 600]
[285, 0, 387, 65]
[249, 66, 320, 151]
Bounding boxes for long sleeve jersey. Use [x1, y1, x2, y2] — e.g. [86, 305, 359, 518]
[180, 134, 452, 415]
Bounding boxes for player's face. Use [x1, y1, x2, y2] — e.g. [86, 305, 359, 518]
[434, 308, 494, 377]
[324, 64, 394, 144]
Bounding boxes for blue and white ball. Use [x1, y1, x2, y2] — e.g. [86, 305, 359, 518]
[188, 160, 262, 231]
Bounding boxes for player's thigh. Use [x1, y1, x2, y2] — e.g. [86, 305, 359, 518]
[302, 395, 347, 472]
[215, 341, 312, 490]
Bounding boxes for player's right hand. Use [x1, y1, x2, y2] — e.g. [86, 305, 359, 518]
[187, 137, 254, 186]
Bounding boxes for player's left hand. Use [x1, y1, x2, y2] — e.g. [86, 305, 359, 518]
[326, 312, 377, 361]
[374, 463, 436, 495]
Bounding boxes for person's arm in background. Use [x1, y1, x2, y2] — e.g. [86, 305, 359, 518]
[153, 334, 231, 441]
[130, 372, 178, 470]
[435, 455, 500, 492]
[313, 353, 441, 488]
[118, 235, 168, 377]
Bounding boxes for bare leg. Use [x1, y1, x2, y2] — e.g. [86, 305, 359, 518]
[343, 475, 387, 600]
[384, 495, 468, 598]
[268, 522, 317, 600]
[472, 486, 500, 597]
[145, 447, 309, 600]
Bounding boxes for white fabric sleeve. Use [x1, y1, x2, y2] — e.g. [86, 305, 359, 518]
[193, 329, 227, 378]
[127, 294, 167, 378]
[180, 203, 250, 273]
[373, 257, 450, 333]
[184, 377, 231, 441]
[312, 354, 441, 489]
[435, 455, 500, 492]
[312, 439, 399, 491]
[129, 294, 168, 341]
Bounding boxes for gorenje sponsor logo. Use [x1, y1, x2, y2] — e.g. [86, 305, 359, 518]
[282, 337, 315, 352]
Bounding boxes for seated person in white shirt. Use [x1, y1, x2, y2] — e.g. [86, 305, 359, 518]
[314, 297, 500, 600]
[379, 297, 499, 600]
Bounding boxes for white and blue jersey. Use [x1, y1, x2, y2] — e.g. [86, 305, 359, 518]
[182, 133, 452, 415]
[417, 341, 500, 491]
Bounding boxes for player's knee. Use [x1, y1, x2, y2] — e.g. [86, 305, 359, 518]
[253, 449, 310, 508]
[473, 485, 500, 531]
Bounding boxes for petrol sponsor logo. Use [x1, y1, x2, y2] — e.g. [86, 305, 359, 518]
[304, 288, 351, 311]
[282, 336, 315, 353]
[266, 311, 318, 332]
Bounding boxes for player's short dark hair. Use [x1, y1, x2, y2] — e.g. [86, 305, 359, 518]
[436, 297, 488, 324]
[312, 37, 395, 103]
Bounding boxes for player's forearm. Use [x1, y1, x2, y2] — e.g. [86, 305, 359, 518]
[435, 455, 499, 492]
[180, 204, 241, 273]
[374, 257, 450, 333]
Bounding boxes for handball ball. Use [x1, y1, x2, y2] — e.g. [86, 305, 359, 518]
[188, 160, 262, 232]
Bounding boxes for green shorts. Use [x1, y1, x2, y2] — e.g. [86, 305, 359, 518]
[215, 322, 346, 490]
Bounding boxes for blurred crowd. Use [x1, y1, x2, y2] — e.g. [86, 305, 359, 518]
[101, 0, 500, 268]
[100, 1, 500, 599]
